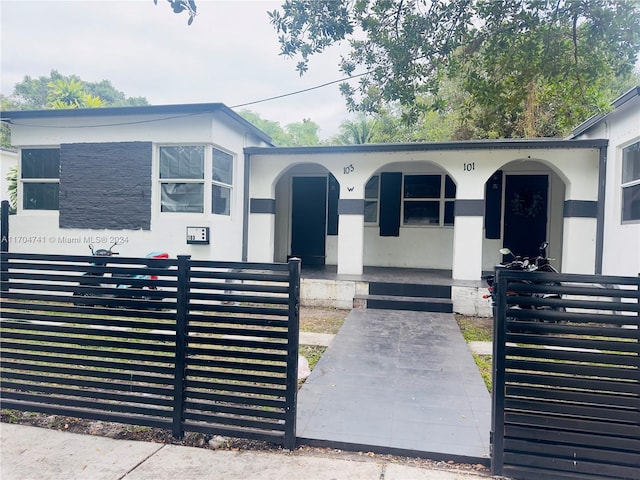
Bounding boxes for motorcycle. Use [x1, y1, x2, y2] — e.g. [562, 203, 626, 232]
[482, 241, 563, 319]
[73, 243, 169, 306]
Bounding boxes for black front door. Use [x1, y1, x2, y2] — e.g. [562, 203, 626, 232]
[291, 177, 327, 265]
[503, 175, 548, 259]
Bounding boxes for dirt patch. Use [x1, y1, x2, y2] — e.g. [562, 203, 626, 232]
[299, 306, 349, 334]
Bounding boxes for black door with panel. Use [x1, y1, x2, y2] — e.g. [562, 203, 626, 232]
[291, 177, 327, 265]
[503, 175, 549, 259]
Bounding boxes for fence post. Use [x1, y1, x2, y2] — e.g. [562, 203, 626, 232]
[491, 267, 507, 475]
[172, 254, 191, 439]
[284, 257, 301, 450]
[1, 200, 8, 293]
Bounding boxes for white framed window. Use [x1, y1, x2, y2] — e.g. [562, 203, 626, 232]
[212, 147, 233, 216]
[364, 175, 379, 223]
[622, 141, 640, 223]
[21, 148, 60, 210]
[159, 145, 205, 213]
[403, 174, 456, 226]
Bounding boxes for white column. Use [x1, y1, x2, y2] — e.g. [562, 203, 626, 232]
[337, 209, 364, 275]
[452, 215, 484, 280]
[561, 217, 597, 274]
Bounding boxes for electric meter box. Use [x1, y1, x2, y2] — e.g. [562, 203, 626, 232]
[186, 226, 210, 245]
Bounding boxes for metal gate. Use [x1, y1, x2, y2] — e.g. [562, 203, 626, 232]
[491, 269, 639, 479]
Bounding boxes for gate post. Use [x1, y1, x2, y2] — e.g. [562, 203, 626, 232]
[1, 200, 8, 293]
[172, 254, 191, 439]
[284, 257, 301, 450]
[491, 267, 507, 475]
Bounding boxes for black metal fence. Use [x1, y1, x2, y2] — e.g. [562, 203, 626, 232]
[0, 252, 300, 449]
[491, 269, 639, 480]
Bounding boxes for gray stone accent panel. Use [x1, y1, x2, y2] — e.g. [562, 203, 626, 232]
[250, 198, 276, 214]
[338, 199, 365, 215]
[454, 199, 484, 216]
[563, 200, 598, 218]
[59, 142, 152, 230]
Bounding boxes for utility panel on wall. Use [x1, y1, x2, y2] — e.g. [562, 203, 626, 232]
[186, 226, 210, 244]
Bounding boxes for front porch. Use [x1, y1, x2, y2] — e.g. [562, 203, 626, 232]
[299, 265, 492, 316]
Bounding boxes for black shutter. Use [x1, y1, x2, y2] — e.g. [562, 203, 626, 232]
[327, 173, 339, 235]
[379, 172, 402, 237]
[484, 170, 502, 239]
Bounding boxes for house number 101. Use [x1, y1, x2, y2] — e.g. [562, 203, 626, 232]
[463, 162, 475, 171]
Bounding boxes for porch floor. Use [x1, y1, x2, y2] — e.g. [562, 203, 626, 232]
[296, 308, 492, 462]
[300, 265, 485, 288]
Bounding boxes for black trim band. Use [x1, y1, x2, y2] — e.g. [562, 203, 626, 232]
[338, 199, 365, 215]
[564, 200, 598, 218]
[250, 198, 276, 214]
[455, 199, 484, 216]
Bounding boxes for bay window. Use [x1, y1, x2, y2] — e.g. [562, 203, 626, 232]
[159, 145, 234, 215]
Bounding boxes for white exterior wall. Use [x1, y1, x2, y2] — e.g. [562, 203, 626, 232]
[6, 113, 270, 260]
[575, 99, 640, 277]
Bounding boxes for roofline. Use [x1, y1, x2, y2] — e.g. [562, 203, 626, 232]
[0, 102, 274, 146]
[569, 86, 640, 139]
[245, 138, 608, 156]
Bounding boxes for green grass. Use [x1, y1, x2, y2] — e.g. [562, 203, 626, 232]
[455, 314, 493, 392]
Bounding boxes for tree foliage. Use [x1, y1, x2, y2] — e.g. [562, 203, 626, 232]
[154, 0, 197, 25]
[239, 110, 321, 146]
[269, 0, 640, 138]
[9, 70, 149, 111]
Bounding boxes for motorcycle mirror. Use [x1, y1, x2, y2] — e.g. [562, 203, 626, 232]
[540, 241, 549, 251]
[499, 248, 512, 255]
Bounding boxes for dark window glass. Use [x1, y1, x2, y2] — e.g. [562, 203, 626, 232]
[445, 175, 456, 198]
[212, 185, 231, 215]
[160, 183, 204, 212]
[622, 183, 640, 222]
[213, 148, 233, 185]
[404, 175, 440, 198]
[21, 149, 59, 178]
[23, 183, 59, 210]
[159, 146, 204, 179]
[403, 200, 439, 225]
[365, 176, 379, 199]
[444, 200, 455, 225]
[364, 200, 378, 223]
[622, 142, 640, 183]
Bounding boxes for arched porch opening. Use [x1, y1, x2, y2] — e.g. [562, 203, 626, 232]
[362, 161, 457, 270]
[273, 163, 338, 264]
[481, 159, 567, 272]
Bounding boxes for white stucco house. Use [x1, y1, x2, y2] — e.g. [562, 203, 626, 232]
[1, 88, 638, 313]
[568, 86, 640, 277]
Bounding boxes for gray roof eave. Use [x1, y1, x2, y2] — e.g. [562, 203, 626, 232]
[569, 86, 640, 139]
[0, 102, 274, 146]
[245, 138, 608, 156]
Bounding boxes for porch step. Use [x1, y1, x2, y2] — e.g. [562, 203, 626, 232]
[353, 294, 453, 313]
[369, 282, 451, 299]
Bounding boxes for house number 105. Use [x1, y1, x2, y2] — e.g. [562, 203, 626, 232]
[463, 162, 475, 171]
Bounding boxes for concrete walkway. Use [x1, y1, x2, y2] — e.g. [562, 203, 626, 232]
[0, 423, 494, 479]
[297, 309, 492, 462]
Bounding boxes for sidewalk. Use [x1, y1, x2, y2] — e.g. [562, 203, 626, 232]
[1, 423, 494, 480]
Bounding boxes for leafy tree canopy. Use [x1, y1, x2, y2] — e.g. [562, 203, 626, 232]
[9, 70, 149, 111]
[269, 0, 640, 138]
[239, 110, 321, 146]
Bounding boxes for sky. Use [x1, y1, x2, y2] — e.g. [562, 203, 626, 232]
[0, 0, 355, 139]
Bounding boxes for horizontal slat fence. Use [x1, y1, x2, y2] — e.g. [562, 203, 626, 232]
[491, 270, 639, 480]
[0, 252, 300, 448]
